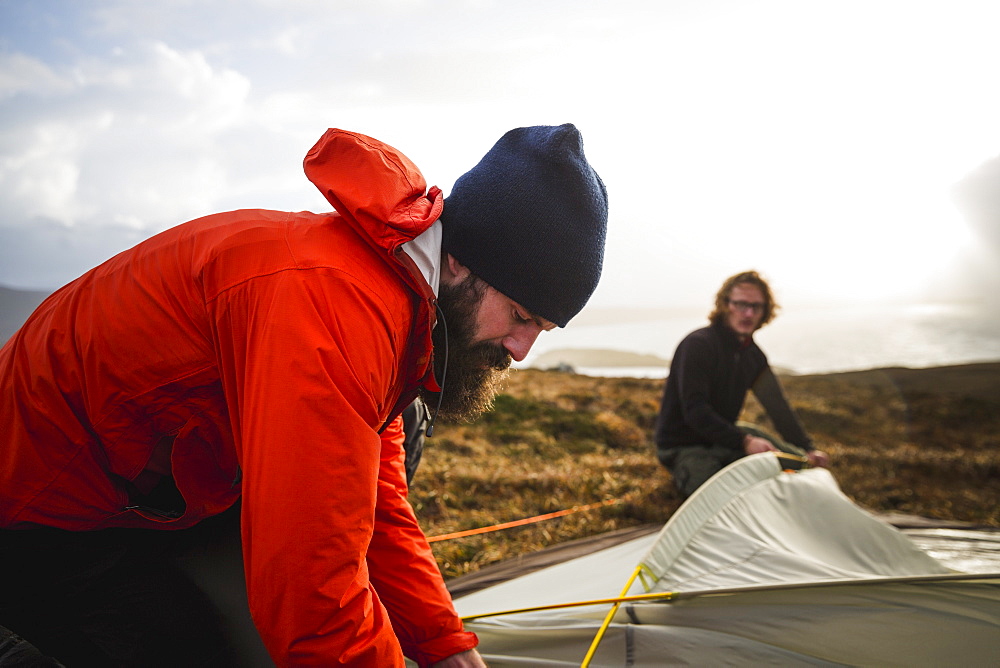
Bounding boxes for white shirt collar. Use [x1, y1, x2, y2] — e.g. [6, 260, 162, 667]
[400, 218, 442, 296]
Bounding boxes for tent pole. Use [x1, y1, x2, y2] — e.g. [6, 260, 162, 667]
[580, 564, 643, 667]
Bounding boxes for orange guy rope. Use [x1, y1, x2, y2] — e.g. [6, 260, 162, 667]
[426, 498, 622, 543]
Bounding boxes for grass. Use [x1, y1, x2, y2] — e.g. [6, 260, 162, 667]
[409, 363, 1000, 579]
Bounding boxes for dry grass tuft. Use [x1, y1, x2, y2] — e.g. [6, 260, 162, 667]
[410, 363, 1000, 579]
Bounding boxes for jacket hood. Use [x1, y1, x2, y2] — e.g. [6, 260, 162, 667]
[304, 128, 443, 400]
[303, 129, 443, 251]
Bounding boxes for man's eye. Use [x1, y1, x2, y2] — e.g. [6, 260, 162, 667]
[514, 310, 530, 323]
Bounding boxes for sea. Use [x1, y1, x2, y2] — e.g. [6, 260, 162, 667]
[518, 302, 1000, 378]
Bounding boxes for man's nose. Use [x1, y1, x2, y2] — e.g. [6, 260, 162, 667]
[503, 326, 543, 362]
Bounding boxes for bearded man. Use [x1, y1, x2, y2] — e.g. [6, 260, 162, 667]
[0, 125, 608, 667]
[653, 270, 830, 499]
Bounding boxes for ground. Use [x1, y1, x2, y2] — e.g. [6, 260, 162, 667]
[410, 363, 1000, 579]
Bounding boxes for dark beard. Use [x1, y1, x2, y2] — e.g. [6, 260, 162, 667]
[420, 274, 511, 423]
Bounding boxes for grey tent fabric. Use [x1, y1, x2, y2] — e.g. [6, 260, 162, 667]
[454, 454, 1000, 667]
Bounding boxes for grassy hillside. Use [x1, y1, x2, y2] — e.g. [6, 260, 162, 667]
[411, 363, 1000, 579]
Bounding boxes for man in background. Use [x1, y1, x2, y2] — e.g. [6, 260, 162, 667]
[654, 270, 829, 498]
[0, 124, 608, 667]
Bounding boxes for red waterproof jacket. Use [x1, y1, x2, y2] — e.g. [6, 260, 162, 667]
[0, 129, 477, 666]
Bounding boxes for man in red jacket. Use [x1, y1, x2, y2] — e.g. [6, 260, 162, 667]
[0, 124, 608, 667]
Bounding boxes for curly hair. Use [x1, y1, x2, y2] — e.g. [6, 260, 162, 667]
[708, 270, 779, 330]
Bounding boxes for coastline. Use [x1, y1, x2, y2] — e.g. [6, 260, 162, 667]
[519, 301, 1000, 377]
[522, 346, 1000, 381]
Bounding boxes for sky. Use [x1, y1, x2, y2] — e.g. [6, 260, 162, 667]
[1, 0, 999, 312]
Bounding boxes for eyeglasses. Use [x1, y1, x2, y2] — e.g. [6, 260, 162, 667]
[728, 300, 765, 314]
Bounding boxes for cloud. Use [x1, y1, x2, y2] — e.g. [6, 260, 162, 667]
[0, 52, 71, 99]
[952, 153, 1000, 248]
[3, 0, 1000, 309]
[0, 0, 646, 288]
[941, 154, 1000, 306]
[0, 36, 288, 286]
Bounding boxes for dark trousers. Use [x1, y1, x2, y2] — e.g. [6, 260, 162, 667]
[659, 422, 808, 498]
[0, 507, 249, 668]
[0, 626, 63, 667]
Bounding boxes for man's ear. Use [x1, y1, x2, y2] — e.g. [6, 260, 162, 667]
[441, 253, 471, 285]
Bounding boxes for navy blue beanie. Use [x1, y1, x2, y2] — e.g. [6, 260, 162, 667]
[441, 124, 608, 327]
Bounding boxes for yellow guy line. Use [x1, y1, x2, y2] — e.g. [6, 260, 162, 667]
[460, 571, 1000, 624]
[580, 564, 645, 667]
[459, 588, 676, 622]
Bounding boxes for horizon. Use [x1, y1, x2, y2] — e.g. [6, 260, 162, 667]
[3, 282, 998, 375]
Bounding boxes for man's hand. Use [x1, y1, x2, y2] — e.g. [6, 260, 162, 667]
[431, 648, 488, 667]
[807, 449, 830, 468]
[743, 435, 778, 456]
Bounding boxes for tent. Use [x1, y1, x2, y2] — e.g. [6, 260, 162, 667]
[451, 454, 1000, 666]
